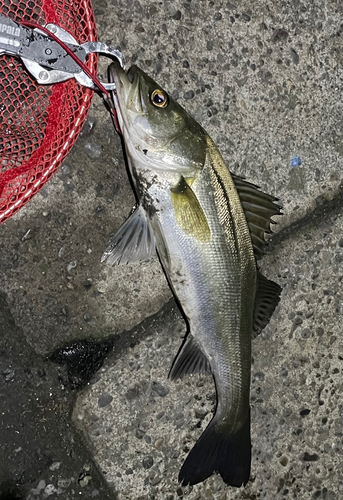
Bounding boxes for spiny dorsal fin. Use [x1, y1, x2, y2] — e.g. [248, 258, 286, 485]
[253, 271, 282, 337]
[170, 176, 211, 243]
[169, 334, 212, 380]
[101, 205, 155, 265]
[231, 173, 282, 257]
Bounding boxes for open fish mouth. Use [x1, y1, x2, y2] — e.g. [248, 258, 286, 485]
[108, 61, 137, 91]
[108, 63, 144, 126]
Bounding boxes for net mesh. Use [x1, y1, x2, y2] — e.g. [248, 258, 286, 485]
[0, 0, 97, 223]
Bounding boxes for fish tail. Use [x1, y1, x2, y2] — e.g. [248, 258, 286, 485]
[179, 410, 251, 487]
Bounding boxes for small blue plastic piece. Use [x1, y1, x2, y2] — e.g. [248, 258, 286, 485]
[290, 154, 301, 167]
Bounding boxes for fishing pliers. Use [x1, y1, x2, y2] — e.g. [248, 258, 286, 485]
[0, 13, 125, 90]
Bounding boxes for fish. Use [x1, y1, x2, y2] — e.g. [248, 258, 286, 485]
[102, 60, 282, 487]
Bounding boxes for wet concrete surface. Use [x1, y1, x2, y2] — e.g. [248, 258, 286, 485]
[0, 0, 342, 498]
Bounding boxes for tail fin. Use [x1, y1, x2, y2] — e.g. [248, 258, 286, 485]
[179, 412, 251, 487]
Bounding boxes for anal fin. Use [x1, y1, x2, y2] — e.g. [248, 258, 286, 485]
[253, 271, 282, 337]
[169, 334, 211, 380]
[101, 205, 155, 265]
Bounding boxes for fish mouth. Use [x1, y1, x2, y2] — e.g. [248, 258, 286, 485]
[108, 62, 143, 125]
[108, 61, 136, 88]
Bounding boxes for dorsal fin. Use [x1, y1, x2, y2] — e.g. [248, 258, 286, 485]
[169, 334, 212, 380]
[231, 173, 282, 257]
[253, 271, 282, 337]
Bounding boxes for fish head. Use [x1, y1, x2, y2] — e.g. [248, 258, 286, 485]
[109, 61, 206, 175]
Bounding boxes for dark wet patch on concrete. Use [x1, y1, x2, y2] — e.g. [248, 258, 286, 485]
[50, 338, 115, 389]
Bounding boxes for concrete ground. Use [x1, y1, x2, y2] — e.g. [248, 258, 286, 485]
[0, 0, 342, 498]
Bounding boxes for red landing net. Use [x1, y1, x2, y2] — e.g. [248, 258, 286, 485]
[0, 0, 98, 223]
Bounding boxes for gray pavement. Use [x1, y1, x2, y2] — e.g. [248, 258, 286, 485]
[0, 0, 342, 499]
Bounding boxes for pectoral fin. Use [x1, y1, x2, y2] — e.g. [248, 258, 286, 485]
[171, 176, 210, 242]
[101, 205, 155, 265]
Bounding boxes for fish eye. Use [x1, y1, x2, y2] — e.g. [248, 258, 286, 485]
[151, 89, 168, 108]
